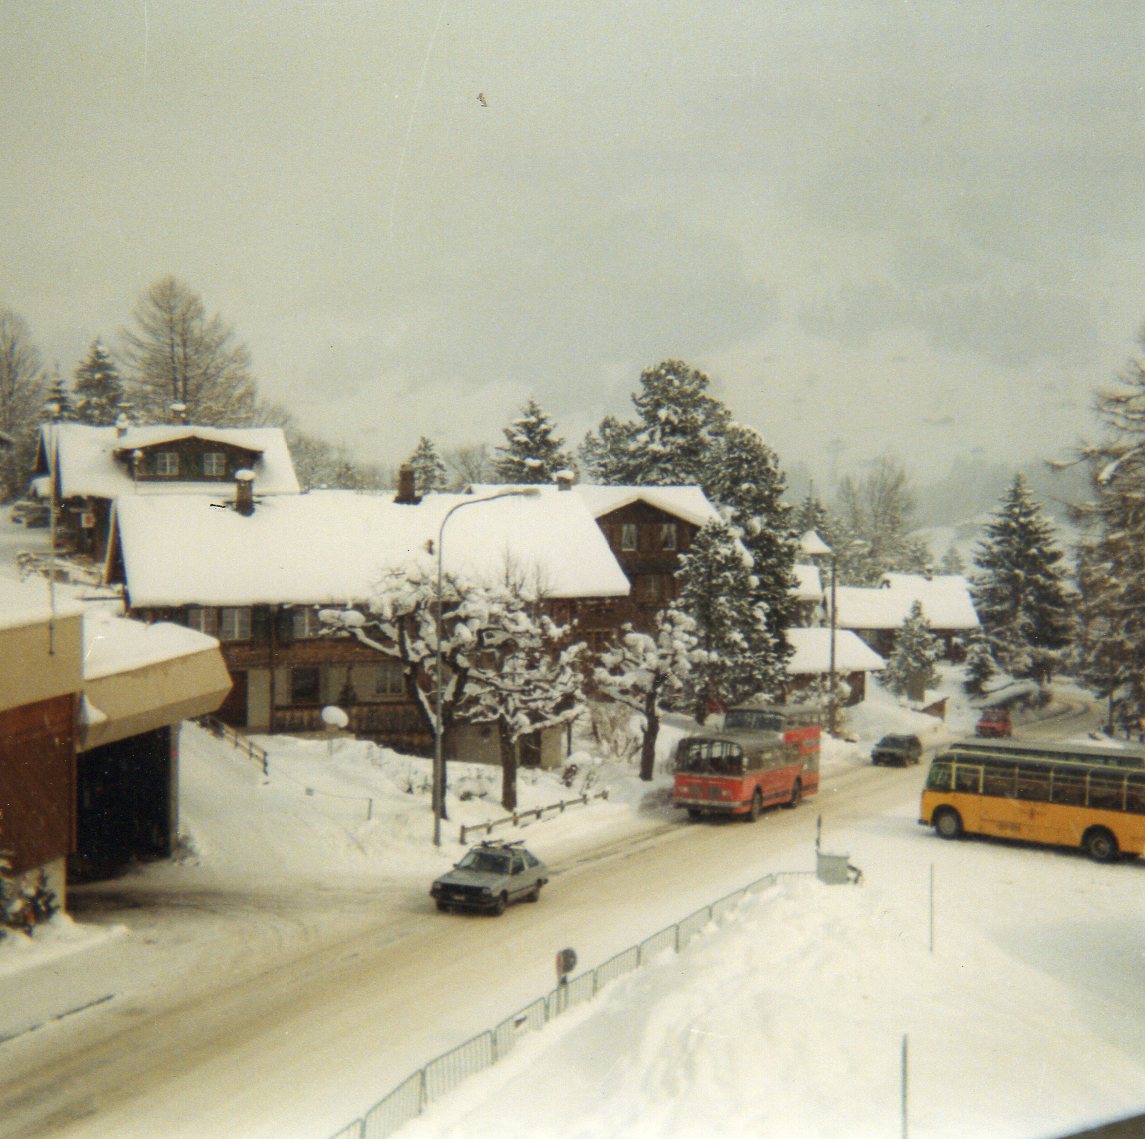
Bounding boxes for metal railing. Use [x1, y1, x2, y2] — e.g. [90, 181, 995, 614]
[196, 715, 269, 776]
[327, 869, 801, 1139]
[458, 788, 610, 843]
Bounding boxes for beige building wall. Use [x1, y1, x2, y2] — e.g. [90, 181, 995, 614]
[0, 610, 82, 713]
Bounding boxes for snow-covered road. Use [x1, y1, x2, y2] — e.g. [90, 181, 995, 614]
[0, 757, 927, 1139]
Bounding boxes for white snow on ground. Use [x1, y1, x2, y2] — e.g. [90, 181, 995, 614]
[2, 514, 1143, 1136]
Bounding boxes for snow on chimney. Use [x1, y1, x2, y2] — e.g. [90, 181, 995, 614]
[555, 468, 575, 491]
[170, 402, 189, 424]
[234, 469, 256, 516]
[394, 463, 421, 505]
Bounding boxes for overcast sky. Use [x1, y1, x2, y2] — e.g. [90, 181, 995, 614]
[3, 2, 1143, 485]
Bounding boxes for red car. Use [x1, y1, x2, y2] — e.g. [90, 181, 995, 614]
[975, 707, 1012, 738]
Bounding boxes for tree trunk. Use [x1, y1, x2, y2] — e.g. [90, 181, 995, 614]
[640, 689, 660, 781]
[499, 720, 518, 811]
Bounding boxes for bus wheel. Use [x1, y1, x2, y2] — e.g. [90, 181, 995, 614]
[784, 780, 802, 809]
[747, 789, 763, 821]
[934, 808, 962, 839]
[1083, 828, 1119, 863]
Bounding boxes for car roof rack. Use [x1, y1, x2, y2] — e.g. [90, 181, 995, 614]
[476, 838, 525, 849]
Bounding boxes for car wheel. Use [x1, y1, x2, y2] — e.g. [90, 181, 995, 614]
[435, 900, 449, 913]
[934, 808, 963, 839]
[526, 886, 541, 903]
[687, 807, 703, 820]
[784, 780, 802, 809]
[1083, 828, 1119, 863]
[493, 891, 508, 916]
[747, 789, 763, 822]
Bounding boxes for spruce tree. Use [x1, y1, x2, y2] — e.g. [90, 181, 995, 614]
[676, 518, 785, 722]
[73, 339, 125, 425]
[581, 360, 729, 487]
[45, 371, 78, 421]
[879, 601, 941, 702]
[972, 474, 1072, 686]
[961, 630, 996, 698]
[409, 435, 447, 495]
[705, 422, 799, 651]
[493, 399, 571, 484]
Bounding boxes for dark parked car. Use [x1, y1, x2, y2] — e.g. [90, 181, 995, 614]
[8, 498, 50, 527]
[871, 733, 923, 766]
[430, 840, 549, 915]
[975, 707, 1012, 738]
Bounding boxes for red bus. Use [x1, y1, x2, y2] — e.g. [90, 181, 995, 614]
[672, 702, 822, 821]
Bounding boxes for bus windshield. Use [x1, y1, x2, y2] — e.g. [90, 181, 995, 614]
[675, 738, 745, 776]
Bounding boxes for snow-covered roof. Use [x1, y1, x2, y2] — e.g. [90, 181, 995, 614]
[0, 576, 84, 630]
[570, 484, 720, 529]
[113, 489, 632, 607]
[836, 573, 979, 631]
[792, 563, 822, 601]
[785, 627, 886, 675]
[82, 607, 224, 680]
[40, 423, 301, 499]
[466, 483, 719, 529]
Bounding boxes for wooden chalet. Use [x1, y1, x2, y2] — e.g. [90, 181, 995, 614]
[32, 421, 300, 561]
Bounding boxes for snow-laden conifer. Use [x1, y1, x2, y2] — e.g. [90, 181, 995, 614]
[408, 435, 447, 495]
[676, 518, 785, 722]
[971, 474, 1072, 686]
[73, 339, 125, 425]
[492, 398, 571, 485]
[879, 601, 941, 703]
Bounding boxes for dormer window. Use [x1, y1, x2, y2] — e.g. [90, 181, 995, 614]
[202, 452, 227, 478]
[154, 451, 179, 477]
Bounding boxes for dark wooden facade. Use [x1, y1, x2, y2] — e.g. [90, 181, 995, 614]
[127, 496, 706, 752]
[0, 695, 76, 875]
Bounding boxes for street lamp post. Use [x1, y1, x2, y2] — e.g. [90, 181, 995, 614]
[433, 486, 540, 846]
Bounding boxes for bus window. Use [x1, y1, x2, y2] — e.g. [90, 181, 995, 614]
[1050, 770, 1087, 807]
[953, 764, 981, 794]
[1127, 780, 1145, 813]
[724, 709, 783, 732]
[1015, 765, 1050, 802]
[1087, 775, 1125, 811]
[982, 765, 1016, 798]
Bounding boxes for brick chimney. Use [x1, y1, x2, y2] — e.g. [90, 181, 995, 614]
[234, 469, 255, 516]
[394, 463, 421, 505]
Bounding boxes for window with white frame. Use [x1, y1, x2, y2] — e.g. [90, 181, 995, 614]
[374, 660, 404, 697]
[620, 523, 638, 551]
[186, 606, 218, 636]
[202, 452, 227, 478]
[219, 607, 251, 641]
[292, 607, 321, 638]
[154, 451, 180, 477]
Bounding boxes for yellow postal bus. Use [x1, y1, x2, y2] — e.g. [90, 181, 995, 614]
[919, 743, 1145, 861]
